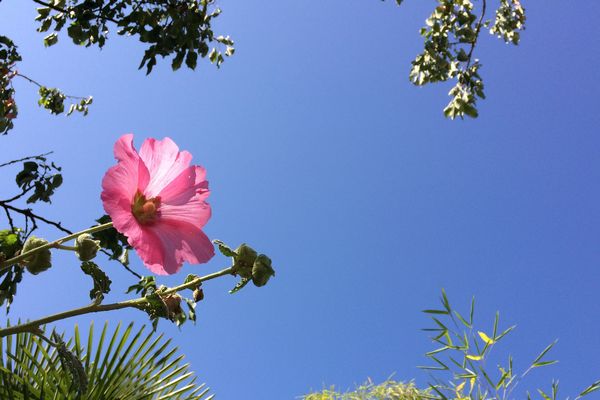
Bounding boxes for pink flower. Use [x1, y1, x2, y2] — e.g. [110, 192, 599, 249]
[101, 134, 214, 275]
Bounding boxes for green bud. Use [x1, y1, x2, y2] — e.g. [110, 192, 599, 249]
[252, 254, 275, 287]
[233, 243, 257, 278]
[75, 233, 101, 261]
[22, 236, 52, 275]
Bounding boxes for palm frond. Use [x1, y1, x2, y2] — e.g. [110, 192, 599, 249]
[0, 322, 212, 400]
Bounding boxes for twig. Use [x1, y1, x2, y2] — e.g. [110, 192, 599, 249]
[0, 201, 72, 235]
[16, 73, 89, 100]
[466, 0, 487, 69]
[0, 152, 53, 168]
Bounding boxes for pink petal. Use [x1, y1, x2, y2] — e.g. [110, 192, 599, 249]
[109, 134, 150, 195]
[160, 196, 211, 231]
[139, 137, 193, 197]
[158, 166, 209, 204]
[135, 221, 214, 275]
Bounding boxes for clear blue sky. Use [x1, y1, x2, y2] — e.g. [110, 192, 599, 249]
[1, 1, 600, 398]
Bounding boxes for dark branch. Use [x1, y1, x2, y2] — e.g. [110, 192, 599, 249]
[466, 0, 487, 68]
[0, 201, 72, 234]
[0, 152, 53, 168]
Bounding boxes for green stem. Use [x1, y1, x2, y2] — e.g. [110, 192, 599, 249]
[0, 222, 113, 272]
[0, 266, 234, 338]
[54, 244, 77, 251]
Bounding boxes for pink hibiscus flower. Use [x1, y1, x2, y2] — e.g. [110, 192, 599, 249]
[101, 134, 214, 275]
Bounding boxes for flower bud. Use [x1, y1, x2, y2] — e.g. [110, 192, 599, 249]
[75, 233, 101, 261]
[162, 293, 184, 321]
[233, 243, 257, 278]
[193, 287, 204, 302]
[22, 236, 52, 275]
[252, 254, 275, 287]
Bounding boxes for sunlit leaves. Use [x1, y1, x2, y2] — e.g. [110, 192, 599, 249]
[408, 0, 526, 119]
[421, 291, 599, 400]
[303, 379, 423, 400]
[491, 0, 526, 44]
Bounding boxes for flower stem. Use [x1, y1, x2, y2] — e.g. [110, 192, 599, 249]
[54, 244, 77, 251]
[0, 266, 234, 338]
[0, 222, 113, 272]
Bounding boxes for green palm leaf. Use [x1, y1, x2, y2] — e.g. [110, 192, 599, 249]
[0, 322, 213, 400]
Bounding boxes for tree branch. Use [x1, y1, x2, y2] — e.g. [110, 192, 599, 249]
[466, 0, 487, 69]
[0, 152, 53, 168]
[0, 266, 234, 337]
[0, 200, 72, 235]
[0, 222, 112, 271]
[16, 73, 89, 100]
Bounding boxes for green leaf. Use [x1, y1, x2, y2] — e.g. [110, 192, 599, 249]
[577, 380, 600, 398]
[531, 340, 557, 366]
[229, 277, 250, 294]
[80, 261, 112, 302]
[212, 239, 237, 257]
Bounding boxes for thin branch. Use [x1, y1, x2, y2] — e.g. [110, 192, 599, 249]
[466, 0, 487, 69]
[99, 248, 143, 279]
[2, 205, 15, 232]
[0, 266, 234, 338]
[0, 152, 53, 168]
[16, 73, 89, 100]
[0, 201, 72, 235]
[2, 186, 33, 203]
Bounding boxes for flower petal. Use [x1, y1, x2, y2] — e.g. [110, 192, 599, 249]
[139, 137, 193, 197]
[135, 221, 214, 275]
[158, 166, 209, 204]
[109, 134, 150, 194]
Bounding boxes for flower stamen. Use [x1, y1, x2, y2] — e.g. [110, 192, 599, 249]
[132, 191, 161, 225]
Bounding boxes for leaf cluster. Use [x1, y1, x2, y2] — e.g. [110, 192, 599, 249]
[37, 85, 93, 117]
[35, 0, 234, 74]
[127, 275, 198, 330]
[490, 0, 525, 44]
[405, 0, 526, 119]
[14, 157, 63, 204]
[0, 35, 20, 135]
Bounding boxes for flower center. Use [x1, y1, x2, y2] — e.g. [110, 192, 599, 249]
[132, 191, 161, 225]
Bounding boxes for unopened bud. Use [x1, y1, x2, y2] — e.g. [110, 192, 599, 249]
[22, 236, 52, 275]
[193, 287, 204, 302]
[162, 294, 184, 321]
[233, 243, 257, 278]
[252, 254, 275, 287]
[75, 234, 100, 261]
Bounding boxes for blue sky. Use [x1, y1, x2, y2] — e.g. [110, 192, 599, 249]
[1, 1, 600, 398]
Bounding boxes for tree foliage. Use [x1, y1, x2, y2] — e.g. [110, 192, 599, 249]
[403, 0, 526, 119]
